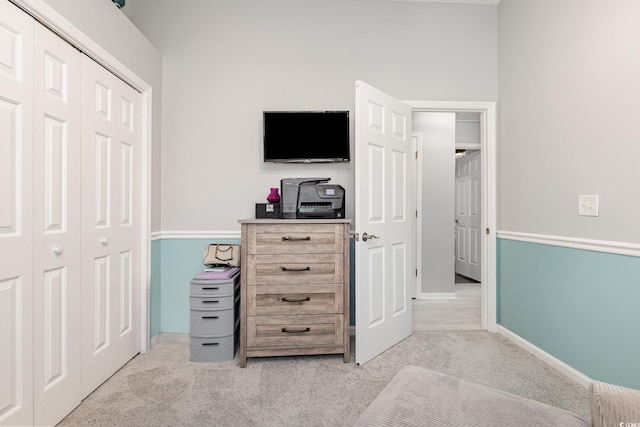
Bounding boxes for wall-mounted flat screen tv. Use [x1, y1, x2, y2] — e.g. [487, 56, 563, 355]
[263, 111, 350, 163]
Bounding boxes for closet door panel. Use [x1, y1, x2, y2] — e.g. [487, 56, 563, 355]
[0, 1, 34, 425]
[32, 22, 82, 426]
[111, 75, 141, 367]
[81, 56, 141, 398]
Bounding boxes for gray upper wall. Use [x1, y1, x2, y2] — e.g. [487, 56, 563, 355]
[125, 0, 498, 232]
[498, 0, 640, 244]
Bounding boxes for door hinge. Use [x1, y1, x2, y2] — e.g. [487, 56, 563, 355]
[486, 227, 490, 235]
[415, 151, 418, 160]
[416, 269, 418, 277]
[354, 233, 359, 241]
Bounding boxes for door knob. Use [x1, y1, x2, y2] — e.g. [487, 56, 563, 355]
[53, 246, 64, 255]
[100, 237, 108, 246]
[362, 232, 379, 242]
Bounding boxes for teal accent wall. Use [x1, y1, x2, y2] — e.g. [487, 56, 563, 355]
[497, 238, 640, 389]
[154, 238, 240, 335]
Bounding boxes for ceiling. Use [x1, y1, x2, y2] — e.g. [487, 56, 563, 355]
[391, 0, 501, 4]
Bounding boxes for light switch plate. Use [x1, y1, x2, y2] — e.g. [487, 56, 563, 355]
[578, 195, 599, 217]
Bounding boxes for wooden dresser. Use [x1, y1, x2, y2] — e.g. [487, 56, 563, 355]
[238, 219, 351, 367]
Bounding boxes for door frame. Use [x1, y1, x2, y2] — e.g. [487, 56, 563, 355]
[13, 0, 153, 351]
[407, 101, 497, 332]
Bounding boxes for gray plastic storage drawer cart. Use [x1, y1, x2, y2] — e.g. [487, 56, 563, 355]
[189, 270, 240, 362]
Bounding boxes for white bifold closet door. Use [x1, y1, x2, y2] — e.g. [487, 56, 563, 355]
[81, 55, 141, 398]
[1, 1, 142, 423]
[0, 2, 35, 425]
[32, 21, 83, 426]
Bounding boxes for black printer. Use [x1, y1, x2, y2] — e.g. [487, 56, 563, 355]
[280, 177, 345, 219]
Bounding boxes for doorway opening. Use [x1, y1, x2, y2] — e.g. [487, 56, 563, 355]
[407, 101, 496, 333]
[354, 81, 497, 365]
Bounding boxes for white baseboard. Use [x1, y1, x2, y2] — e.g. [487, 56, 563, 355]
[497, 325, 592, 388]
[151, 332, 190, 347]
[416, 292, 457, 300]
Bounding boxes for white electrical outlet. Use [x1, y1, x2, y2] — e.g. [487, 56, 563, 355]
[578, 195, 599, 217]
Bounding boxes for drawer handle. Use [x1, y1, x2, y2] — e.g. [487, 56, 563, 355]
[281, 327, 310, 334]
[202, 287, 219, 290]
[282, 236, 311, 241]
[202, 316, 219, 319]
[281, 266, 310, 272]
[202, 300, 219, 304]
[281, 297, 310, 303]
[202, 342, 219, 346]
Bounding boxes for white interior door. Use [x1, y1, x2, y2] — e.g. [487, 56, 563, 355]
[0, 1, 34, 424]
[355, 81, 414, 365]
[81, 56, 141, 397]
[455, 150, 481, 282]
[455, 155, 470, 277]
[32, 21, 83, 425]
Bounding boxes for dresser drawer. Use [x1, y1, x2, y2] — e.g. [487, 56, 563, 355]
[190, 308, 236, 336]
[246, 223, 345, 255]
[246, 314, 344, 348]
[190, 294, 235, 310]
[239, 219, 351, 367]
[247, 254, 343, 285]
[247, 283, 343, 316]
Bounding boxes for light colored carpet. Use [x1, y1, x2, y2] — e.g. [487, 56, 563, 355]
[58, 331, 590, 426]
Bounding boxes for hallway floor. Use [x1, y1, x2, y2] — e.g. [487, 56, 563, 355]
[413, 276, 482, 331]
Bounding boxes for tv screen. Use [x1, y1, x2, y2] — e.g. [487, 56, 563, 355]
[263, 111, 350, 163]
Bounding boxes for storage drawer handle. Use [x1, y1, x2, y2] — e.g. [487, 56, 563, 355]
[282, 236, 311, 241]
[202, 342, 219, 346]
[281, 327, 311, 334]
[281, 266, 310, 272]
[202, 287, 219, 290]
[202, 316, 219, 319]
[281, 297, 310, 303]
[202, 300, 219, 304]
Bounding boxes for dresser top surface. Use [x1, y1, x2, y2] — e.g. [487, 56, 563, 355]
[238, 218, 352, 225]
